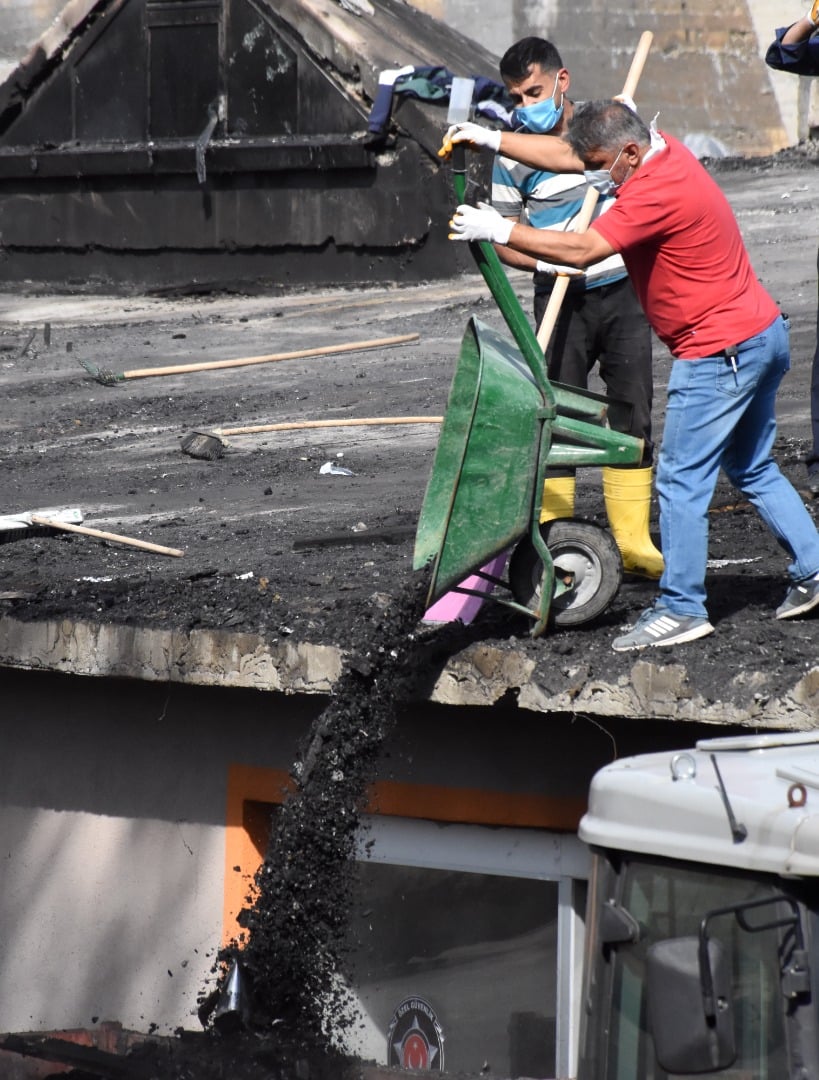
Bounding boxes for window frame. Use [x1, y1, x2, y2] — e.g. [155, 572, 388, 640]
[355, 813, 590, 1078]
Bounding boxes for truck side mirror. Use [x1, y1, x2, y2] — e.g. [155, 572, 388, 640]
[646, 936, 736, 1074]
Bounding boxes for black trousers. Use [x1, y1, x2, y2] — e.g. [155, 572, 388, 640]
[534, 275, 654, 466]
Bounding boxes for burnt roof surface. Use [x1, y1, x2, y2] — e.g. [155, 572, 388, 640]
[0, 0, 502, 147]
[1, 151, 819, 726]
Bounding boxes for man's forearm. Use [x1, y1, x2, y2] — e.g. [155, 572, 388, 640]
[782, 16, 815, 44]
[782, 0, 819, 43]
[506, 223, 603, 268]
[497, 131, 583, 173]
[493, 243, 539, 272]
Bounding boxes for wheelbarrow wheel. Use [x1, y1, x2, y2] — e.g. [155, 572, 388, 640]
[509, 520, 623, 627]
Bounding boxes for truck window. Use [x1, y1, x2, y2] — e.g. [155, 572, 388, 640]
[585, 857, 789, 1080]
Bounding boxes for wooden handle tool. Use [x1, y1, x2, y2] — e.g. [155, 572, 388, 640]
[31, 515, 184, 557]
[215, 415, 443, 437]
[535, 31, 653, 353]
[79, 333, 421, 385]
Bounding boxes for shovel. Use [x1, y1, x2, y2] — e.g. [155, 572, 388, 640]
[0, 507, 84, 533]
[535, 31, 654, 351]
[181, 414, 443, 459]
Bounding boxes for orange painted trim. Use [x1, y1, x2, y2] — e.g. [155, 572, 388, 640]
[222, 764, 587, 946]
[222, 765, 294, 950]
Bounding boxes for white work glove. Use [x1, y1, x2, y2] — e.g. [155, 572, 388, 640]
[449, 202, 514, 244]
[613, 93, 637, 113]
[438, 121, 502, 159]
[535, 259, 584, 277]
[807, 0, 819, 25]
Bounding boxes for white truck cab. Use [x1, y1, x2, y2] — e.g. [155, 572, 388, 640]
[577, 732, 819, 1079]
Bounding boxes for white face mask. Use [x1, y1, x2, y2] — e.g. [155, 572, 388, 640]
[584, 146, 627, 196]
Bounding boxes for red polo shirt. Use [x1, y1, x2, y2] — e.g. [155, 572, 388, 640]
[591, 134, 780, 359]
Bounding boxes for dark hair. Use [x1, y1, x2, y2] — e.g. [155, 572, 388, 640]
[500, 37, 563, 83]
[567, 100, 650, 160]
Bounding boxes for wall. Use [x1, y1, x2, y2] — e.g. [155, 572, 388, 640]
[0, 0, 810, 165]
[409, 0, 807, 153]
[0, 664, 740, 1042]
[1, 0, 810, 157]
[0, 668, 315, 1034]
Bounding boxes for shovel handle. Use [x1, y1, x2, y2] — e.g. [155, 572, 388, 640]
[535, 186, 600, 351]
[31, 515, 184, 557]
[535, 32, 653, 354]
[120, 333, 420, 379]
[621, 31, 654, 100]
[219, 415, 444, 437]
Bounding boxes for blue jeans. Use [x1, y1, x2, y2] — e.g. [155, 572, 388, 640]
[656, 315, 819, 618]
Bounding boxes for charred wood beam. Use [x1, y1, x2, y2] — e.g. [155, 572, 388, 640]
[0, 1033, 150, 1078]
[0, 137, 374, 179]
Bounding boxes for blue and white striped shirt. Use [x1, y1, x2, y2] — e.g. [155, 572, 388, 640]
[492, 152, 627, 291]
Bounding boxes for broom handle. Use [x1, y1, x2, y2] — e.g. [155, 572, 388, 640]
[535, 30, 653, 353]
[31, 515, 184, 557]
[121, 333, 420, 379]
[217, 415, 444, 437]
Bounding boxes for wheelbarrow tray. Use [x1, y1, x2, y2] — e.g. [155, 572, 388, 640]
[414, 316, 542, 602]
[414, 162, 644, 628]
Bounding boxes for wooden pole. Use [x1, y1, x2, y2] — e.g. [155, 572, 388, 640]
[31, 515, 185, 557]
[535, 31, 654, 353]
[117, 333, 420, 380]
[216, 416, 443, 437]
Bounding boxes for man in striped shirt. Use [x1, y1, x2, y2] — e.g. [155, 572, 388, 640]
[489, 37, 663, 579]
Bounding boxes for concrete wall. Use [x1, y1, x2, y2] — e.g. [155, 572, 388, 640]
[0, 668, 314, 1034]
[409, 0, 811, 152]
[0, 664, 736, 1037]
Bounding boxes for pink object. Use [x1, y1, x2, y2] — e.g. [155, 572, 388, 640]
[423, 552, 508, 625]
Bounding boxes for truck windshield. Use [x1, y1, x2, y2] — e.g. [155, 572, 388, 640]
[580, 854, 818, 1080]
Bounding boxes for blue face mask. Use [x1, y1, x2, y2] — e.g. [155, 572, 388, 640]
[514, 73, 563, 134]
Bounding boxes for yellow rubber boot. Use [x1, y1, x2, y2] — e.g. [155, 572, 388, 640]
[539, 475, 575, 524]
[602, 466, 664, 579]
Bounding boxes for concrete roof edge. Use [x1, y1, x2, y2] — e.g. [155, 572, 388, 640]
[2, 614, 818, 727]
[0, 613, 342, 695]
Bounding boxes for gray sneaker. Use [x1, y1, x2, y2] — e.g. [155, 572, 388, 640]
[775, 573, 819, 620]
[612, 606, 714, 652]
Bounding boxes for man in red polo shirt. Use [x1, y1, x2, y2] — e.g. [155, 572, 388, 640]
[448, 100, 819, 650]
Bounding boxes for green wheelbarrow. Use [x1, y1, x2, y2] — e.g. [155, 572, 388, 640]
[413, 155, 644, 636]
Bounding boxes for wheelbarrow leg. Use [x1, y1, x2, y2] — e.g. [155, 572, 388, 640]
[531, 532, 555, 637]
[531, 426, 556, 637]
